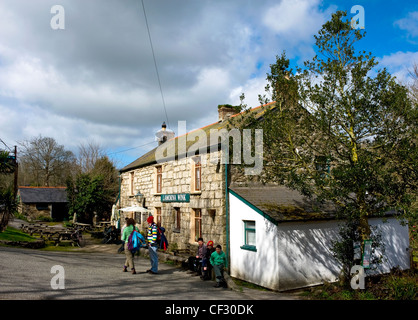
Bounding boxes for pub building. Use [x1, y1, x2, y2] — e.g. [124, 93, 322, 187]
[116, 103, 411, 291]
[117, 105, 245, 253]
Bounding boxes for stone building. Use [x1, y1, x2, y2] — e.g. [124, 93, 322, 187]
[117, 105, 251, 252]
[18, 186, 68, 221]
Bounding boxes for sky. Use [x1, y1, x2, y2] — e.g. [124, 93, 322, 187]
[0, 0, 417, 170]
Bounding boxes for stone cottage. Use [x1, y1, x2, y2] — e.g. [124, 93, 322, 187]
[18, 186, 69, 221]
[117, 104, 271, 252]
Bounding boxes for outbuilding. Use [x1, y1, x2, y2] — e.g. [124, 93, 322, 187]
[228, 185, 411, 291]
[18, 187, 69, 221]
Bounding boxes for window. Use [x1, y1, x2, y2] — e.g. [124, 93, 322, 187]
[208, 209, 216, 221]
[194, 209, 202, 242]
[155, 207, 161, 227]
[191, 156, 201, 192]
[36, 203, 49, 211]
[194, 157, 201, 191]
[241, 221, 257, 252]
[315, 156, 330, 178]
[129, 172, 135, 195]
[156, 166, 162, 193]
[173, 207, 181, 232]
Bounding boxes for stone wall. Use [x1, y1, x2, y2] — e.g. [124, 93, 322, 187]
[119, 151, 226, 252]
[19, 203, 51, 221]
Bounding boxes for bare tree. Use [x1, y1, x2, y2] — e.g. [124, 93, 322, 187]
[77, 141, 105, 174]
[19, 135, 76, 187]
[409, 62, 418, 104]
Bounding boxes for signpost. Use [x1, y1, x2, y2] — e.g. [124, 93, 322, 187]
[362, 240, 372, 269]
[161, 193, 190, 203]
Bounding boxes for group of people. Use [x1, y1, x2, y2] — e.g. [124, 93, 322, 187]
[120, 215, 159, 275]
[119, 215, 228, 288]
[188, 237, 228, 288]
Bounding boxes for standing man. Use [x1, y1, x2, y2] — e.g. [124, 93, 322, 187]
[146, 216, 158, 274]
[195, 237, 207, 277]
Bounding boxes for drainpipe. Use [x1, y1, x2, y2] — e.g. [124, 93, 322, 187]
[114, 173, 122, 227]
[225, 162, 230, 270]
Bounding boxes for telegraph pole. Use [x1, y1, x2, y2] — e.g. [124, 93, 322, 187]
[13, 145, 18, 200]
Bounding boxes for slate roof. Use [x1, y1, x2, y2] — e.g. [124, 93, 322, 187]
[120, 102, 276, 172]
[18, 187, 68, 204]
[229, 185, 336, 223]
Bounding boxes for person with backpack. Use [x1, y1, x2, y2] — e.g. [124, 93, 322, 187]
[121, 218, 139, 274]
[146, 215, 159, 274]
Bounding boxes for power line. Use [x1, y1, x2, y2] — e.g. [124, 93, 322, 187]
[107, 140, 155, 156]
[141, 0, 170, 129]
[0, 138, 12, 152]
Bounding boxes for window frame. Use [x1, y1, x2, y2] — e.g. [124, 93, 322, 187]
[156, 166, 162, 194]
[129, 171, 135, 196]
[194, 158, 201, 191]
[155, 207, 162, 227]
[193, 208, 202, 242]
[173, 207, 181, 233]
[241, 220, 257, 252]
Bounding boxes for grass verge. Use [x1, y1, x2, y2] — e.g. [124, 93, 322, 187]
[0, 226, 39, 242]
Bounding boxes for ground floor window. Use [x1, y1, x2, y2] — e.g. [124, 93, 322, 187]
[173, 207, 181, 233]
[193, 208, 202, 242]
[241, 220, 257, 251]
[36, 203, 49, 211]
[155, 207, 161, 227]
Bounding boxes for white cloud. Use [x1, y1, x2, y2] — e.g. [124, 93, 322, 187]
[0, 0, 338, 167]
[378, 51, 418, 85]
[262, 0, 334, 43]
[394, 11, 418, 41]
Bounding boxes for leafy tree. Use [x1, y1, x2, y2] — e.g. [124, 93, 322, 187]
[0, 186, 18, 232]
[0, 150, 18, 232]
[66, 156, 118, 223]
[235, 11, 417, 279]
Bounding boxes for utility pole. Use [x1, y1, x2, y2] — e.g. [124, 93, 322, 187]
[13, 145, 18, 200]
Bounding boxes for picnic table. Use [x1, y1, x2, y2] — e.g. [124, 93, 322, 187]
[73, 222, 92, 232]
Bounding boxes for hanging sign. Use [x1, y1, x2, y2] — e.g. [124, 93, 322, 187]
[161, 193, 190, 203]
[361, 240, 372, 269]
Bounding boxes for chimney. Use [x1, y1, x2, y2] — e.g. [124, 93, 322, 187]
[218, 104, 240, 122]
[155, 122, 175, 146]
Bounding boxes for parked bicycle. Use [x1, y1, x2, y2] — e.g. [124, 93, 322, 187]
[71, 227, 86, 247]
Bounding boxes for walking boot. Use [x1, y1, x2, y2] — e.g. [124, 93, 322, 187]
[131, 268, 136, 274]
[123, 266, 127, 272]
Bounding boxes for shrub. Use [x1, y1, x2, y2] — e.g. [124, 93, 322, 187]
[385, 274, 417, 300]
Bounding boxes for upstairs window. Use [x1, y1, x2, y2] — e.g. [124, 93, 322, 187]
[191, 156, 202, 192]
[194, 157, 201, 191]
[129, 171, 135, 196]
[156, 166, 162, 194]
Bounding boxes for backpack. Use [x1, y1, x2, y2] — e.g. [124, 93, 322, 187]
[127, 228, 146, 254]
[157, 226, 168, 251]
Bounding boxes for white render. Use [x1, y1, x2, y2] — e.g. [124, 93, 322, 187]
[229, 191, 411, 291]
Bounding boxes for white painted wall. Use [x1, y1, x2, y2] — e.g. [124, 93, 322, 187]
[229, 191, 411, 291]
[229, 191, 281, 290]
[276, 220, 342, 290]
